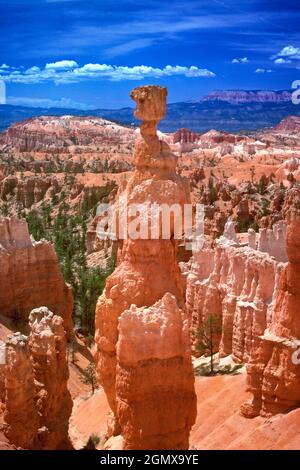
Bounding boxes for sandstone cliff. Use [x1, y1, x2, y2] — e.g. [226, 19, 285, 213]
[186, 222, 287, 362]
[0, 116, 135, 154]
[0, 217, 73, 334]
[95, 85, 196, 449]
[1, 175, 59, 208]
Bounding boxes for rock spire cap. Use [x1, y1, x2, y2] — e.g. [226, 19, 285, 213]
[130, 85, 168, 122]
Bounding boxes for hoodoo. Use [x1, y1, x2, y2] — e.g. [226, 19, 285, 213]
[94, 85, 196, 449]
[3, 332, 39, 449]
[2, 307, 72, 449]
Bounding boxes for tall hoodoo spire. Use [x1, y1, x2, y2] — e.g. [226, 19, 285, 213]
[94, 85, 196, 449]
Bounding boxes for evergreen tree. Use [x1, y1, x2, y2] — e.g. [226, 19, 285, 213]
[194, 315, 221, 375]
[80, 363, 98, 394]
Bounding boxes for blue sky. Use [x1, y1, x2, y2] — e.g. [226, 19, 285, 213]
[0, 0, 300, 108]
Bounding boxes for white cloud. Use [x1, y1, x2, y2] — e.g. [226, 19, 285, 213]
[45, 60, 79, 70]
[232, 57, 249, 64]
[0, 64, 10, 70]
[75, 63, 113, 73]
[163, 65, 214, 77]
[255, 68, 272, 73]
[274, 58, 291, 64]
[273, 45, 300, 62]
[277, 46, 300, 58]
[1, 61, 216, 84]
[25, 66, 41, 74]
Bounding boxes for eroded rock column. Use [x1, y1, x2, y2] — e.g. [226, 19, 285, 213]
[28, 307, 73, 449]
[95, 85, 196, 449]
[2, 307, 72, 449]
[3, 333, 39, 449]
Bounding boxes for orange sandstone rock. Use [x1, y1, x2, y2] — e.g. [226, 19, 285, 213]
[0, 217, 73, 335]
[3, 332, 39, 449]
[28, 307, 73, 449]
[116, 294, 196, 449]
[2, 308, 72, 449]
[242, 188, 300, 417]
[187, 239, 282, 361]
[95, 85, 196, 449]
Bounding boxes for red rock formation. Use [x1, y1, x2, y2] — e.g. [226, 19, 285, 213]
[242, 189, 300, 417]
[0, 217, 73, 335]
[173, 128, 200, 144]
[2, 308, 72, 449]
[95, 85, 196, 449]
[0, 176, 18, 201]
[28, 307, 72, 449]
[3, 332, 39, 449]
[1, 175, 59, 207]
[0, 116, 135, 155]
[116, 294, 196, 449]
[199, 130, 240, 147]
[273, 115, 300, 134]
[187, 232, 283, 361]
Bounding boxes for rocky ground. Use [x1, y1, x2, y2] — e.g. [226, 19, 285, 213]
[69, 370, 300, 450]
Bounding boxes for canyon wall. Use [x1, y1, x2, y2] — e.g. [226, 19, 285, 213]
[187, 190, 300, 418]
[95, 85, 196, 449]
[1, 175, 59, 208]
[0, 217, 73, 334]
[0, 116, 135, 154]
[186, 222, 286, 362]
[242, 188, 300, 417]
[2, 307, 72, 449]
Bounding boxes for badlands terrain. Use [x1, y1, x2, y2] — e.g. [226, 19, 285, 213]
[0, 86, 300, 450]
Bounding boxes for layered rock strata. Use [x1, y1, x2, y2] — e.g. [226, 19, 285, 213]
[0, 217, 73, 334]
[95, 85, 196, 449]
[0, 116, 135, 154]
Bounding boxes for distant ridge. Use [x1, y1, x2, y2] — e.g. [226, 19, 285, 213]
[0, 89, 299, 133]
